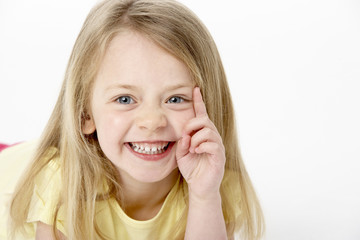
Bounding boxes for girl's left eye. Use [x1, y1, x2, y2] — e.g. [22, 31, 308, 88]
[116, 96, 134, 104]
[167, 96, 184, 104]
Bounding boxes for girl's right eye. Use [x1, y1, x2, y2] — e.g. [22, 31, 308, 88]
[116, 96, 134, 104]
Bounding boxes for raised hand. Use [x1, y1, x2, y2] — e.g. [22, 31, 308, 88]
[176, 87, 226, 200]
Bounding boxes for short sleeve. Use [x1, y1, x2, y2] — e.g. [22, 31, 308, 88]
[0, 142, 66, 239]
[0, 141, 38, 239]
[25, 159, 66, 236]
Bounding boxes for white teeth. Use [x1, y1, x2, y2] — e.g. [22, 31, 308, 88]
[130, 142, 169, 155]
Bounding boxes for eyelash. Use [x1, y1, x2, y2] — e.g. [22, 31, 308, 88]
[116, 96, 135, 104]
[166, 96, 186, 104]
[115, 95, 188, 105]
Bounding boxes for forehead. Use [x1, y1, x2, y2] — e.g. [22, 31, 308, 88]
[94, 30, 194, 89]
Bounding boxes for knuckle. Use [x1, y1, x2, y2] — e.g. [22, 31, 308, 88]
[204, 128, 212, 136]
[201, 115, 209, 122]
[213, 143, 221, 151]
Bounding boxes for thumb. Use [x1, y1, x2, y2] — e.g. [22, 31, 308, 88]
[176, 135, 190, 161]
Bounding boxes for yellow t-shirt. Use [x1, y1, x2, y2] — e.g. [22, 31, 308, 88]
[0, 141, 187, 240]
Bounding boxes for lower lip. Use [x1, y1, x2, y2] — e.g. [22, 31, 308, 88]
[125, 142, 175, 161]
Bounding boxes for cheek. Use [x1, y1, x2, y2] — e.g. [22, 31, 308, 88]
[94, 111, 131, 148]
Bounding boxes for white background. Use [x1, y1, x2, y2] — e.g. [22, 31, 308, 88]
[1, 0, 359, 239]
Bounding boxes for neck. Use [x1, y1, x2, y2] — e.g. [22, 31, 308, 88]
[118, 169, 179, 220]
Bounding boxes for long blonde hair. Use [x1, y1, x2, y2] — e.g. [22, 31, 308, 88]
[10, 0, 264, 239]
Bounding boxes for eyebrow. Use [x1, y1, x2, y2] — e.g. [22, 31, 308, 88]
[105, 84, 138, 92]
[164, 83, 194, 91]
[105, 83, 193, 92]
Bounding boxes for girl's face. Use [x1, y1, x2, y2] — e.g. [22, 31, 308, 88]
[83, 31, 195, 183]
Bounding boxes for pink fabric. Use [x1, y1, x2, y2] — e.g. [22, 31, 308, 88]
[0, 142, 22, 152]
[0, 143, 10, 152]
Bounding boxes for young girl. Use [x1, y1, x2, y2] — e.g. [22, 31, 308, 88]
[4, 0, 264, 239]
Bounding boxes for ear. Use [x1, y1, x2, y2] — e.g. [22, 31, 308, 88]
[82, 113, 96, 134]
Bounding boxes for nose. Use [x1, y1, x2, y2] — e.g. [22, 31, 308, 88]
[135, 105, 167, 133]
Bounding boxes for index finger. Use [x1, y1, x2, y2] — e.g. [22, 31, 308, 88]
[193, 87, 208, 117]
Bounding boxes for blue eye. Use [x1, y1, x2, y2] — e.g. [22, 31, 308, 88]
[167, 96, 184, 104]
[116, 96, 134, 104]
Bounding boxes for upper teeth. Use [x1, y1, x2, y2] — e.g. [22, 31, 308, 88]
[130, 142, 169, 154]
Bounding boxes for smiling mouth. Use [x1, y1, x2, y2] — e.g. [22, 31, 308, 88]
[127, 142, 172, 155]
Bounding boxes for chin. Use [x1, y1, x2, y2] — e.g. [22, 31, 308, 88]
[133, 166, 178, 183]
[116, 163, 178, 184]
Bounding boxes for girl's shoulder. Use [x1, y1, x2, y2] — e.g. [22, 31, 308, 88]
[0, 140, 60, 196]
[0, 140, 40, 194]
[0, 140, 64, 238]
[24, 143, 64, 234]
[26, 153, 63, 230]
